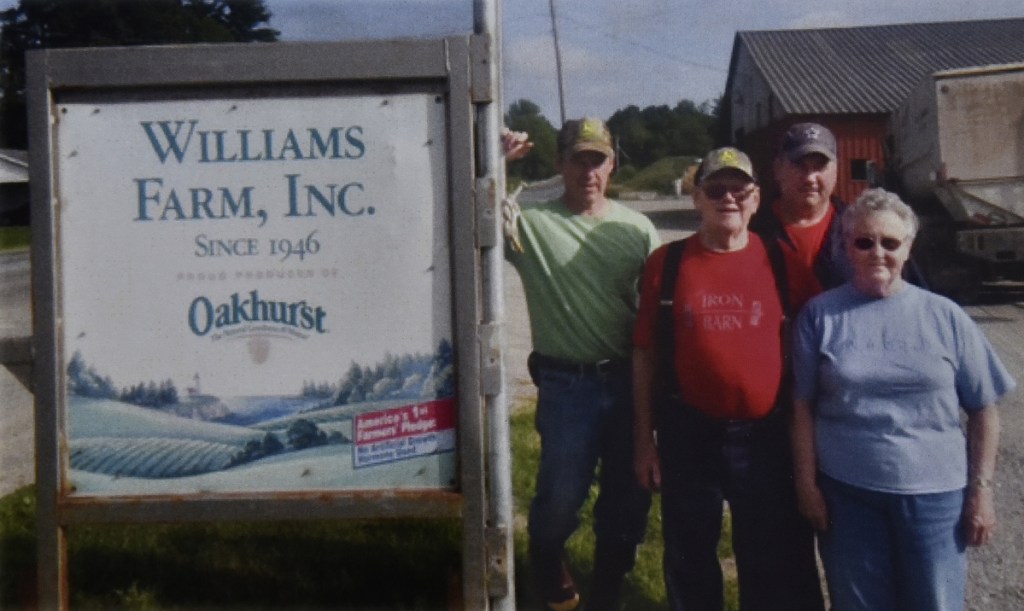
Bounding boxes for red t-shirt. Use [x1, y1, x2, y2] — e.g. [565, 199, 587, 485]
[634, 235, 784, 419]
[776, 203, 835, 310]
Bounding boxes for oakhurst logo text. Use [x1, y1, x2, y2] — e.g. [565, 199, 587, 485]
[188, 290, 328, 337]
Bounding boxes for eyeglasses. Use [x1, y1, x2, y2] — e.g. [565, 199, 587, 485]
[852, 236, 904, 251]
[701, 184, 756, 200]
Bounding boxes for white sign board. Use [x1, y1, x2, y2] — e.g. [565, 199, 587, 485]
[56, 91, 457, 495]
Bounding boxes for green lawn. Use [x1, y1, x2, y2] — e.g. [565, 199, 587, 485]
[0, 226, 30, 252]
[0, 399, 738, 609]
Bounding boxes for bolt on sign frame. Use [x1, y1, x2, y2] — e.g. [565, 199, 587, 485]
[28, 37, 502, 609]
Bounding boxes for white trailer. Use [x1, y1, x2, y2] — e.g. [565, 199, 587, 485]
[887, 63, 1024, 297]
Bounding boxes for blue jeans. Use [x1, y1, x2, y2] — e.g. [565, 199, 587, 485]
[527, 360, 651, 584]
[657, 401, 824, 611]
[818, 475, 967, 611]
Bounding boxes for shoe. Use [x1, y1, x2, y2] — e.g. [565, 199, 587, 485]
[547, 595, 580, 611]
[539, 560, 579, 611]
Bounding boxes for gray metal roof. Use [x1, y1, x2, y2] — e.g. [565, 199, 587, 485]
[734, 18, 1024, 114]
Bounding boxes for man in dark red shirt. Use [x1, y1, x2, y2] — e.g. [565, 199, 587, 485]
[750, 122, 852, 311]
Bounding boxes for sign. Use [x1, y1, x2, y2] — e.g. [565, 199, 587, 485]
[30, 39, 496, 611]
[55, 91, 457, 495]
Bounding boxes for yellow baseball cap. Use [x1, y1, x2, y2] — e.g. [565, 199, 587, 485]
[557, 117, 614, 158]
[696, 147, 756, 184]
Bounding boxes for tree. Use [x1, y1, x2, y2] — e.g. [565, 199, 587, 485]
[504, 99, 558, 181]
[66, 350, 119, 399]
[261, 431, 283, 455]
[286, 418, 327, 451]
[334, 361, 364, 405]
[607, 100, 715, 169]
[0, 0, 279, 147]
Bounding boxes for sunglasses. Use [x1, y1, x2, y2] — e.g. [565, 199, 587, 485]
[852, 236, 904, 251]
[701, 184, 755, 200]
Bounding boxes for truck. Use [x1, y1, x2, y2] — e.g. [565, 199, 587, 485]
[886, 63, 1024, 300]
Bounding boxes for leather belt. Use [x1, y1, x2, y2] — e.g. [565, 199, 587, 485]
[529, 352, 630, 376]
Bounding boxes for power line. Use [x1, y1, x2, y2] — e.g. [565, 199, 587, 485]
[555, 11, 727, 74]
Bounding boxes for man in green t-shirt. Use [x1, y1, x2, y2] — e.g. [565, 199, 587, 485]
[504, 118, 660, 611]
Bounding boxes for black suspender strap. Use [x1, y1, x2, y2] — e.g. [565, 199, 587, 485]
[655, 238, 689, 398]
[760, 235, 795, 402]
[762, 236, 793, 319]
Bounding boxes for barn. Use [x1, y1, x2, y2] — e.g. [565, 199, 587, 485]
[724, 18, 1024, 204]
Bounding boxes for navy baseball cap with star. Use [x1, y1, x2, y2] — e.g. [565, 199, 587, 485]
[780, 122, 836, 162]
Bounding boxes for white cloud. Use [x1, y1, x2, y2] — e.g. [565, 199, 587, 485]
[267, 0, 471, 41]
[786, 11, 855, 30]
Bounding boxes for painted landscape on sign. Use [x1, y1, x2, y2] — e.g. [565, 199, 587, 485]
[65, 341, 458, 495]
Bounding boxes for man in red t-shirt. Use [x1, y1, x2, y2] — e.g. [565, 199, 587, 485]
[750, 122, 851, 311]
[633, 147, 824, 611]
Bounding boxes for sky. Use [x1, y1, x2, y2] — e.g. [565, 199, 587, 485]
[1, 0, 1020, 123]
[259, 0, 1024, 124]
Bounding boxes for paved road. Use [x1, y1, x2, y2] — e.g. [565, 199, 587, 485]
[960, 297, 1024, 610]
[0, 250, 30, 339]
[0, 250, 33, 495]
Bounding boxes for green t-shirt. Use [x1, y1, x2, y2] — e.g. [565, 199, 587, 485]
[508, 198, 660, 362]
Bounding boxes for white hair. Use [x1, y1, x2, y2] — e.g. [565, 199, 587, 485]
[842, 188, 919, 240]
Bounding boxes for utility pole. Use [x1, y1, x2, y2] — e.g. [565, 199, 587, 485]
[548, 0, 567, 124]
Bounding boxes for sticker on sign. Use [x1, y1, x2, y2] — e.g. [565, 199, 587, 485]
[353, 399, 456, 468]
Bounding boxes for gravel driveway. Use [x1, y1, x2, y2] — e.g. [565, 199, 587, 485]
[962, 299, 1024, 610]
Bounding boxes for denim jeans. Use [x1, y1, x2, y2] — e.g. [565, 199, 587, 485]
[657, 401, 824, 611]
[527, 361, 652, 585]
[817, 475, 967, 611]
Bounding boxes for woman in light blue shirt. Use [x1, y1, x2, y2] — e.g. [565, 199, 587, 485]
[790, 188, 1015, 611]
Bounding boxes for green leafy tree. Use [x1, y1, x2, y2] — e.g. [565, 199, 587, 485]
[607, 99, 715, 168]
[504, 98, 558, 181]
[0, 0, 279, 147]
[607, 105, 650, 168]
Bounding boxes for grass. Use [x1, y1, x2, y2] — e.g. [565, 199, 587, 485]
[0, 226, 31, 251]
[1, 486, 462, 610]
[0, 398, 738, 609]
[509, 405, 737, 610]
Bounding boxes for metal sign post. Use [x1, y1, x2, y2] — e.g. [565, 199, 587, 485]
[473, 1, 517, 609]
[27, 38, 504, 609]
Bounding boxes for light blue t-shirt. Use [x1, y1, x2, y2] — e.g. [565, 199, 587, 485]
[793, 283, 1016, 494]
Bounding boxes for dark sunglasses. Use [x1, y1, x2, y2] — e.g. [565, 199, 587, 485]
[701, 184, 755, 200]
[852, 236, 904, 251]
